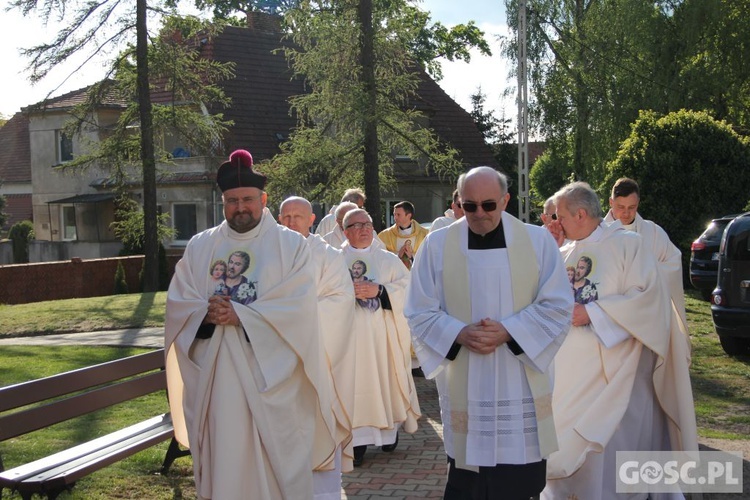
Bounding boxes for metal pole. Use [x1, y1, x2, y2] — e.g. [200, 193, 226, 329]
[517, 0, 530, 222]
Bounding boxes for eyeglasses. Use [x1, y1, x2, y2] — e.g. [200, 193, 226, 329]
[461, 201, 498, 213]
[543, 213, 557, 220]
[345, 222, 374, 230]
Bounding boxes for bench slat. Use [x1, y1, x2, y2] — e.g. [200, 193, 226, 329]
[0, 349, 165, 413]
[0, 414, 174, 494]
[0, 371, 167, 441]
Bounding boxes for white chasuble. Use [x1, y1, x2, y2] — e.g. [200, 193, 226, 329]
[543, 222, 695, 500]
[405, 213, 573, 468]
[341, 242, 421, 445]
[165, 209, 336, 500]
[307, 233, 356, 473]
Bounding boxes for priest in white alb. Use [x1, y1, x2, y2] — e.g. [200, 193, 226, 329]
[604, 178, 695, 379]
[542, 181, 697, 499]
[430, 188, 464, 231]
[315, 187, 366, 236]
[279, 196, 357, 498]
[340, 208, 421, 466]
[405, 166, 573, 499]
[324, 201, 383, 251]
[164, 150, 336, 500]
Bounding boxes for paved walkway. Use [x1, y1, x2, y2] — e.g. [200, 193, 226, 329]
[0, 329, 448, 499]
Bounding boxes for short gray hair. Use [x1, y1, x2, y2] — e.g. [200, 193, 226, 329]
[457, 166, 508, 197]
[552, 181, 602, 219]
[543, 196, 555, 213]
[335, 201, 359, 221]
[342, 208, 373, 228]
[341, 188, 365, 205]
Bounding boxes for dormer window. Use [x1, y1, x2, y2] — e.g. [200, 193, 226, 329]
[57, 130, 73, 163]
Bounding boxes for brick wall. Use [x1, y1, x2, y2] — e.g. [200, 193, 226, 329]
[0, 255, 181, 305]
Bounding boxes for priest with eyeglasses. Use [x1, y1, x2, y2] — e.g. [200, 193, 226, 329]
[340, 208, 421, 467]
[405, 166, 573, 499]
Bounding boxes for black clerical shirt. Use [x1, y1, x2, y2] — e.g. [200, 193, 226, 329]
[446, 220, 524, 360]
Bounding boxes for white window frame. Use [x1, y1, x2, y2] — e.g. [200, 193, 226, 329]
[56, 130, 74, 163]
[60, 204, 77, 241]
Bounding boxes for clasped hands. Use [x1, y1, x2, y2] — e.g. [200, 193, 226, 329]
[353, 280, 380, 300]
[456, 318, 511, 355]
[205, 295, 241, 326]
[398, 240, 414, 260]
[571, 303, 591, 327]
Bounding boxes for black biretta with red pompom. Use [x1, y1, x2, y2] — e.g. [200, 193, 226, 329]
[216, 150, 267, 192]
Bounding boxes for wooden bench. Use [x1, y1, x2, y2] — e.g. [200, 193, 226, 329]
[0, 348, 190, 500]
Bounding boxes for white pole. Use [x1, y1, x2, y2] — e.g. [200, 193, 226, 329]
[517, 0, 530, 222]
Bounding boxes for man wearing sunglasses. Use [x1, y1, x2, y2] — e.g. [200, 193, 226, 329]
[405, 166, 573, 499]
[540, 196, 557, 228]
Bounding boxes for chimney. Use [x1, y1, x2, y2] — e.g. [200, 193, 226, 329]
[246, 11, 282, 33]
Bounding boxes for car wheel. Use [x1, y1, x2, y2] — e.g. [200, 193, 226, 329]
[718, 335, 749, 356]
[701, 289, 712, 301]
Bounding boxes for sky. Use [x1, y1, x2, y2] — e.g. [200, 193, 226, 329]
[0, 0, 516, 124]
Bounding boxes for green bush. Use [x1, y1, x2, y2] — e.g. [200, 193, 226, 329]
[601, 109, 750, 281]
[8, 220, 35, 263]
[113, 261, 129, 295]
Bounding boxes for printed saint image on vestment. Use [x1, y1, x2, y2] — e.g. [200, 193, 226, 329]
[349, 259, 380, 311]
[571, 255, 599, 304]
[210, 250, 258, 305]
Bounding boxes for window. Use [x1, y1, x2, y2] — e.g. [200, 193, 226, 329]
[61, 205, 77, 240]
[173, 204, 197, 242]
[56, 130, 73, 163]
[383, 199, 400, 227]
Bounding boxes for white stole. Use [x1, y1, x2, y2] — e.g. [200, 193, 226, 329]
[442, 217, 558, 471]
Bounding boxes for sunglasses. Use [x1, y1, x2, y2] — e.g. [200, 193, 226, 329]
[543, 213, 558, 220]
[461, 201, 498, 213]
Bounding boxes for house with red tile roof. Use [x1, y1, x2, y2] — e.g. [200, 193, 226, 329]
[0, 14, 511, 260]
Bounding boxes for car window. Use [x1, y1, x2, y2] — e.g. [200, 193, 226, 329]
[728, 229, 750, 261]
[703, 220, 731, 242]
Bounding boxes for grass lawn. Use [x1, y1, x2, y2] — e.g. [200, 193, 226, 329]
[0, 345, 195, 500]
[0, 292, 167, 336]
[0, 289, 748, 498]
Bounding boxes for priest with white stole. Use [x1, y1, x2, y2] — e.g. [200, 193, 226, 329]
[340, 208, 421, 467]
[604, 178, 696, 384]
[279, 196, 357, 499]
[405, 166, 573, 499]
[542, 181, 697, 499]
[164, 149, 337, 500]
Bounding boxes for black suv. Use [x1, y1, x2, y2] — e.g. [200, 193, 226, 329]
[711, 212, 750, 355]
[690, 215, 738, 300]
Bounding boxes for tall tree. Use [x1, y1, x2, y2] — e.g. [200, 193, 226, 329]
[136, 0, 159, 291]
[11, 0, 232, 290]
[602, 109, 750, 260]
[503, 0, 677, 185]
[670, 0, 750, 132]
[271, 0, 489, 228]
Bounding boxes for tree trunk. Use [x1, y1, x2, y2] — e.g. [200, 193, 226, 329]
[358, 0, 382, 230]
[137, 0, 159, 292]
